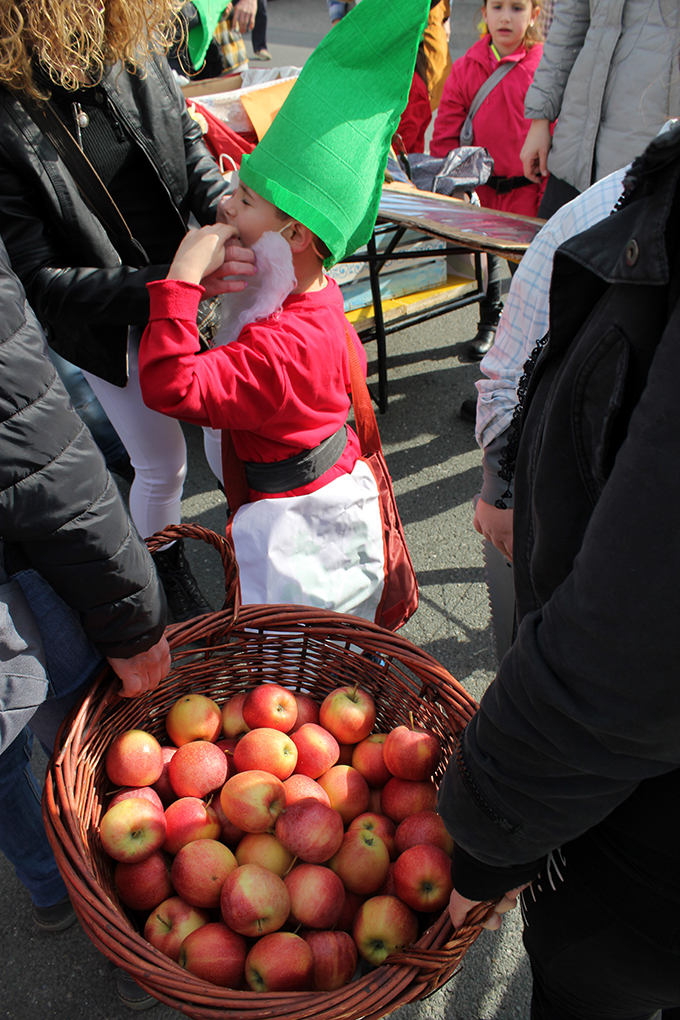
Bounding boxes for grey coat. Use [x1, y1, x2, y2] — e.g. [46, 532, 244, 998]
[524, 0, 680, 192]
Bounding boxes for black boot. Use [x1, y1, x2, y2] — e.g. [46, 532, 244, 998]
[152, 539, 212, 623]
[467, 302, 503, 361]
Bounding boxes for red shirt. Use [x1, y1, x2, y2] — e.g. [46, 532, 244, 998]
[431, 35, 546, 216]
[139, 277, 367, 499]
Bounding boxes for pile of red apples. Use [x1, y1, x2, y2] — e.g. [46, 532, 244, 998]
[99, 681, 454, 994]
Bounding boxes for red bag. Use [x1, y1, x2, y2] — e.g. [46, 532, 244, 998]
[345, 330, 419, 630]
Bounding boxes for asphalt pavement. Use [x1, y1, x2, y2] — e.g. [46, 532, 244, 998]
[0, 3, 532, 1018]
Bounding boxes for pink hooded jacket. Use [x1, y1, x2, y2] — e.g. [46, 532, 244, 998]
[431, 35, 546, 216]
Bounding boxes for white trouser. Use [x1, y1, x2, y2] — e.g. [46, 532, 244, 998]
[82, 329, 187, 542]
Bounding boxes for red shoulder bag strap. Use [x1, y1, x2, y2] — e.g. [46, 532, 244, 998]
[221, 430, 250, 518]
[345, 327, 380, 457]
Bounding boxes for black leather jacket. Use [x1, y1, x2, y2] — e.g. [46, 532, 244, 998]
[439, 124, 680, 946]
[0, 56, 228, 386]
[0, 237, 166, 657]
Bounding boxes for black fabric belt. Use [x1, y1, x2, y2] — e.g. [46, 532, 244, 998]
[486, 175, 533, 194]
[244, 426, 348, 494]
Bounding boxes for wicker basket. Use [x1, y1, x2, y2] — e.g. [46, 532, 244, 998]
[42, 523, 490, 1020]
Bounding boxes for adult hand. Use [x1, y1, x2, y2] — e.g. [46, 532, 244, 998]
[232, 0, 257, 33]
[167, 224, 256, 295]
[108, 635, 171, 698]
[448, 885, 530, 931]
[201, 239, 257, 296]
[474, 499, 513, 562]
[520, 119, 552, 183]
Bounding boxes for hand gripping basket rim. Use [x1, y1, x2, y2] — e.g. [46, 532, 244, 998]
[42, 523, 491, 1020]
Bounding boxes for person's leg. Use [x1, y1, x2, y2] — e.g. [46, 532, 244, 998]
[252, 0, 269, 56]
[0, 728, 69, 909]
[81, 335, 186, 542]
[82, 332, 211, 621]
[522, 851, 680, 1020]
[467, 252, 504, 360]
[48, 349, 134, 482]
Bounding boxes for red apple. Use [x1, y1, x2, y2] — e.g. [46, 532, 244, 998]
[349, 811, 398, 860]
[114, 851, 174, 911]
[178, 921, 247, 987]
[215, 737, 239, 780]
[290, 722, 339, 779]
[367, 787, 383, 813]
[274, 798, 344, 863]
[377, 862, 397, 896]
[235, 832, 295, 877]
[380, 777, 437, 824]
[328, 828, 390, 895]
[394, 810, 454, 856]
[109, 786, 164, 812]
[232, 728, 298, 780]
[335, 890, 366, 932]
[220, 863, 290, 937]
[171, 838, 238, 908]
[163, 797, 221, 855]
[392, 844, 453, 912]
[284, 863, 345, 929]
[290, 692, 320, 732]
[221, 692, 250, 739]
[100, 797, 167, 863]
[352, 895, 419, 966]
[336, 743, 356, 766]
[212, 796, 245, 847]
[282, 774, 331, 807]
[319, 685, 376, 744]
[351, 733, 393, 788]
[219, 770, 286, 833]
[168, 740, 228, 799]
[245, 932, 313, 992]
[316, 764, 370, 825]
[105, 729, 164, 788]
[143, 895, 209, 962]
[151, 746, 178, 807]
[383, 724, 441, 781]
[303, 929, 358, 991]
[165, 694, 222, 746]
[242, 683, 298, 733]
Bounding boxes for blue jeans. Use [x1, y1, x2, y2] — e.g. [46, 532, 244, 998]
[0, 570, 102, 907]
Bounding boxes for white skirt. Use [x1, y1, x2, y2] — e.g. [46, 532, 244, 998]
[229, 459, 385, 622]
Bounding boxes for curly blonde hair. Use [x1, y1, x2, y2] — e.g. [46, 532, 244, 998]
[0, 0, 185, 99]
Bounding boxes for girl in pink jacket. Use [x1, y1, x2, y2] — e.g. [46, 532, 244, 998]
[431, 0, 545, 359]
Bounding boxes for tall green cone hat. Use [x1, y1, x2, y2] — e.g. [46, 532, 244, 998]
[239, 0, 430, 267]
[187, 0, 228, 71]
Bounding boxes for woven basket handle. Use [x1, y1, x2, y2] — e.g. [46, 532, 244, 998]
[145, 522, 241, 646]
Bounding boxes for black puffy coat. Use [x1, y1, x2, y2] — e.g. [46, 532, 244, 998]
[0, 238, 166, 657]
[0, 56, 227, 386]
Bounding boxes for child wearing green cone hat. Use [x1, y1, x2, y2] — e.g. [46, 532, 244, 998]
[138, 0, 430, 619]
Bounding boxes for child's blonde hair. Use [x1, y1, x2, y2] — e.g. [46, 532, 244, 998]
[478, 1, 544, 49]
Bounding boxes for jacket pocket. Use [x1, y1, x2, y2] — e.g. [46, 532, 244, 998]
[571, 326, 631, 502]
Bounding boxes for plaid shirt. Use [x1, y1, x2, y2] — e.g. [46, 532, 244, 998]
[475, 166, 627, 450]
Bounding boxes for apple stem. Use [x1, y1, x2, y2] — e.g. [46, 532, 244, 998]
[409, 710, 415, 730]
[283, 856, 298, 876]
